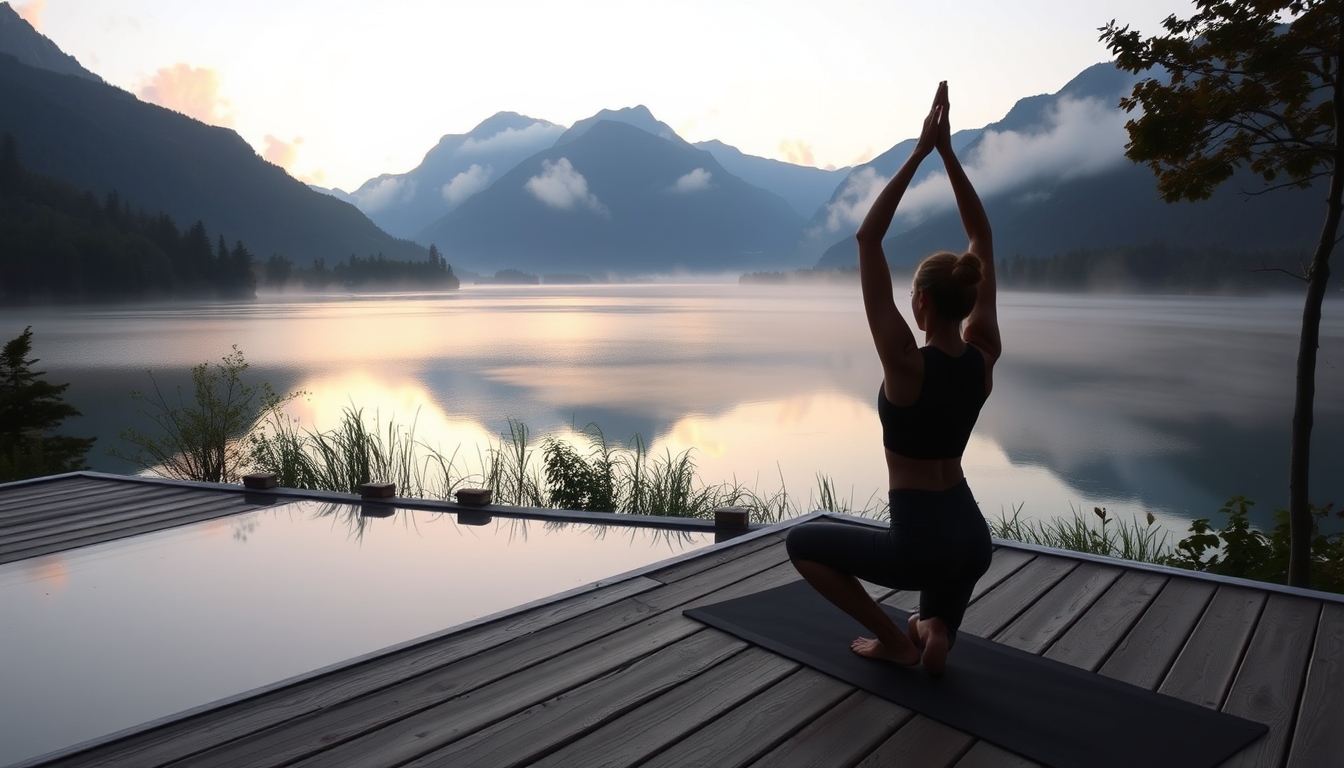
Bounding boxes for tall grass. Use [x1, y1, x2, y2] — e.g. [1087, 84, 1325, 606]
[246, 410, 889, 521]
[989, 503, 1174, 564]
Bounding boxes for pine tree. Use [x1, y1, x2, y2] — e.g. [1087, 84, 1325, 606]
[0, 327, 95, 482]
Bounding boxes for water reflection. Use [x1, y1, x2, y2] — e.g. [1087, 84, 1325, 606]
[7, 286, 1342, 527]
[0, 500, 714, 766]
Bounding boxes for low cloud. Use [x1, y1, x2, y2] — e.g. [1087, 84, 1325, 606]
[358, 177, 417, 212]
[819, 166, 889, 233]
[671, 168, 712, 193]
[14, 0, 45, 30]
[897, 96, 1129, 221]
[525, 158, 608, 215]
[442, 164, 492, 206]
[778, 139, 816, 167]
[817, 96, 1128, 233]
[138, 63, 233, 127]
[262, 135, 302, 170]
[459, 122, 564, 156]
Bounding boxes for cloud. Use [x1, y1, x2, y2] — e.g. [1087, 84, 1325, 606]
[138, 63, 233, 126]
[778, 139, 816, 167]
[14, 0, 45, 30]
[896, 96, 1129, 221]
[357, 177, 417, 212]
[819, 166, 889, 233]
[262, 134, 302, 169]
[671, 168, 712, 193]
[525, 158, 608, 215]
[441, 164, 492, 206]
[817, 96, 1129, 233]
[458, 123, 564, 156]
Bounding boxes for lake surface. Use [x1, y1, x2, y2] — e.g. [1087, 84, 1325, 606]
[6, 284, 1343, 531]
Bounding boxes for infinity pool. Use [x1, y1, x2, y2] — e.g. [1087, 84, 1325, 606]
[0, 501, 715, 766]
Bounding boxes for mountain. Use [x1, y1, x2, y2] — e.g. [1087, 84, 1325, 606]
[332, 112, 564, 241]
[694, 139, 847, 218]
[553, 105, 680, 147]
[813, 62, 1322, 269]
[0, 53, 425, 265]
[419, 119, 806, 275]
[0, 3, 99, 82]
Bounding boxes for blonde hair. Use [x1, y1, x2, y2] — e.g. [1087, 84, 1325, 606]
[913, 251, 982, 321]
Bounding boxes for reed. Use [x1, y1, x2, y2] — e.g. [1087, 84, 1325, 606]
[988, 503, 1174, 564]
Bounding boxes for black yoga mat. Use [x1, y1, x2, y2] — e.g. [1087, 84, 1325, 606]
[685, 580, 1266, 768]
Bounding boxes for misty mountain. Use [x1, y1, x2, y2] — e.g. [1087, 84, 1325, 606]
[553, 105, 681, 147]
[694, 139, 848, 217]
[332, 112, 564, 241]
[0, 3, 99, 82]
[812, 62, 1322, 270]
[0, 52, 425, 265]
[419, 119, 805, 274]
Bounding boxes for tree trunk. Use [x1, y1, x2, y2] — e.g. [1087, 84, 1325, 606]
[1288, 13, 1344, 588]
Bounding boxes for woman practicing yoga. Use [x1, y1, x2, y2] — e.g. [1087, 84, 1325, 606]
[786, 81, 999, 676]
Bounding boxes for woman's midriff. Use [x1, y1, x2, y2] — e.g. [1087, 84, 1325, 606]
[886, 450, 966, 491]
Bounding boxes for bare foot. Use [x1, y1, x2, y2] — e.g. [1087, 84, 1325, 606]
[908, 613, 924, 648]
[919, 620, 950, 678]
[851, 636, 921, 666]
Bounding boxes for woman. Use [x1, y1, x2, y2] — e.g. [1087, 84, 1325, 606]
[786, 82, 999, 676]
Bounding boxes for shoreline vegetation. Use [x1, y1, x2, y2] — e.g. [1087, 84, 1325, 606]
[100, 348, 1344, 594]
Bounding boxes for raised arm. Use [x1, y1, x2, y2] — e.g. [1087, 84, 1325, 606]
[856, 82, 947, 376]
[936, 99, 1000, 362]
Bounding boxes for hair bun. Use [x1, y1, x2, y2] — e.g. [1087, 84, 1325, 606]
[951, 253, 983, 287]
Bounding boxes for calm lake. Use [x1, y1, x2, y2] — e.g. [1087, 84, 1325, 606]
[6, 283, 1343, 531]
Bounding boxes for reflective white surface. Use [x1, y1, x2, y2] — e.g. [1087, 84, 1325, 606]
[0, 502, 712, 766]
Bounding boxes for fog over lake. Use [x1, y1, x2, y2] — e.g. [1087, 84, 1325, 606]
[7, 284, 1342, 530]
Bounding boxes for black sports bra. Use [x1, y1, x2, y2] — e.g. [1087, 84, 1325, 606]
[878, 345, 987, 460]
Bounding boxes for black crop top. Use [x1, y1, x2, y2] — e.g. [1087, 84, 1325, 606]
[878, 345, 987, 460]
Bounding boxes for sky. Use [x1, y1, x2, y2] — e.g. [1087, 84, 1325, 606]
[13, 0, 1196, 192]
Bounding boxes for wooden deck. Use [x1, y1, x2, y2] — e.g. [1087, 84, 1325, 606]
[4, 474, 1343, 768]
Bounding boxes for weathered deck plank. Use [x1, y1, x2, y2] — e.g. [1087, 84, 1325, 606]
[397, 629, 748, 768]
[168, 560, 803, 768]
[953, 742, 1041, 768]
[995, 562, 1123, 655]
[1043, 570, 1167, 671]
[1286, 601, 1344, 768]
[527, 648, 800, 768]
[747, 691, 911, 768]
[1098, 576, 1216, 689]
[637, 669, 853, 768]
[0, 496, 261, 566]
[0, 484, 186, 524]
[646, 531, 786, 583]
[959, 555, 1079, 638]
[1157, 585, 1267, 709]
[856, 716, 974, 768]
[1220, 595, 1321, 768]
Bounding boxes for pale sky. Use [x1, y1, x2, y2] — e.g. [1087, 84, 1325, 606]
[13, 0, 1194, 191]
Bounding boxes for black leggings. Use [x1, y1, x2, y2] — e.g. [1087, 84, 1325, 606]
[785, 480, 992, 644]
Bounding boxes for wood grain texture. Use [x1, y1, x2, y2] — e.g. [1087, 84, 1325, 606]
[400, 629, 748, 768]
[1286, 602, 1344, 768]
[959, 555, 1079, 638]
[1044, 571, 1167, 672]
[994, 563, 1123, 654]
[1098, 576, 1216, 690]
[1158, 585, 1266, 709]
[748, 691, 911, 768]
[529, 647, 799, 768]
[856, 716, 974, 768]
[647, 532, 785, 583]
[637, 670, 853, 768]
[1220, 595, 1320, 768]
